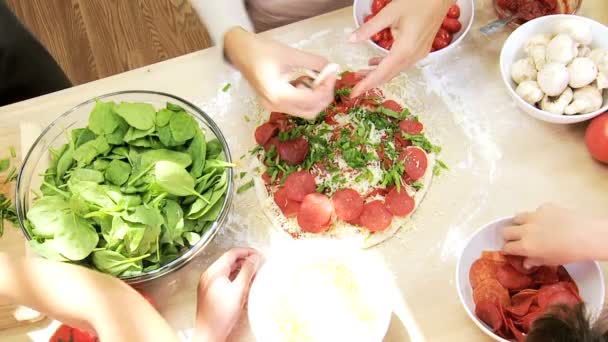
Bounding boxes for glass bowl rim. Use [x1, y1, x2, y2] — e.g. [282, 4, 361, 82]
[15, 90, 234, 284]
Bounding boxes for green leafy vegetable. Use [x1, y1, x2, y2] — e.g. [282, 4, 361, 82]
[25, 101, 231, 277]
[222, 83, 231, 92]
[237, 179, 254, 194]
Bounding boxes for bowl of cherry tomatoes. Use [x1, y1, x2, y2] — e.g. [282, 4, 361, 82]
[353, 0, 475, 60]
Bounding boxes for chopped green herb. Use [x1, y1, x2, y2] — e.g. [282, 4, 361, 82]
[433, 159, 449, 176]
[244, 115, 251, 122]
[401, 132, 442, 154]
[334, 87, 352, 98]
[222, 83, 231, 92]
[239, 172, 247, 179]
[9, 146, 16, 158]
[4, 167, 17, 183]
[0, 159, 9, 173]
[411, 181, 424, 191]
[237, 179, 254, 194]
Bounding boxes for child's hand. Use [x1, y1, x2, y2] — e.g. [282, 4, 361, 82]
[194, 248, 262, 342]
[502, 204, 607, 268]
[224, 27, 337, 120]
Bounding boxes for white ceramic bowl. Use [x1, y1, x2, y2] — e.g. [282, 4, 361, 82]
[248, 240, 393, 342]
[353, 0, 475, 61]
[456, 217, 606, 341]
[500, 15, 608, 124]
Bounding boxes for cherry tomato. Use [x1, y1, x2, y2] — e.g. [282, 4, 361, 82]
[371, 0, 390, 14]
[50, 324, 97, 342]
[442, 18, 462, 34]
[435, 28, 453, 44]
[364, 14, 374, 23]
[585, 113, 608, 163]
[378, 39, 393, 50]
[432, 37, 450, 51]
[447, 4, 461, 19]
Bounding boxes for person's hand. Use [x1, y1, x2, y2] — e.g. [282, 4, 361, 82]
[224, 27, 337, 120]
[194, 248, 262, 342]
[502, 204, 608, 268]
[349, 0, 452, 97]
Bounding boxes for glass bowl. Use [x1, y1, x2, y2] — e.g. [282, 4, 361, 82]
[15, 90, 234, 284]
[493, 0, 582, 27]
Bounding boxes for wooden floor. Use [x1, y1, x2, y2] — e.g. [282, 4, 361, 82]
[6, 0, 213, 85]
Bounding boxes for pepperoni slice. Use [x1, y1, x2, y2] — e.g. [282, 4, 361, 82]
[340, 72, 364, 88]
[505, 254, 538, 275]
[505, 317, 526, 342]
[332, 188, 364, 222]
[469, 259, 500, 289]
[519, 309, 544, 332]
[556, 266, 579, 292]
[475, 300, 504, 332]
[264, 137, 280, 152]
[262, 172, 271, 185]
[359, 200, 393, 232]
[277, 137, 309, 165]
[496, 264, 533, 290]
[254, 123, 279, 145]
[297, 193, 333, 233]
[394, 132, 412, 150]
[532, 266, 559, 285]
[473, 278, 510, 307]
[381, 100, 402, 113]
[269, 112, 289, 123]
[537, 282, 581, 309]
[384, 187, 415, 217]
[398, 120, 424, 135]
[398, 147, 428, 181]
[284, 170, 316, 202]
[481, 251, 507, 263]
[274, 187, 301, 218]
[507, 289, 538, 317]
[366, 188, 389, 199]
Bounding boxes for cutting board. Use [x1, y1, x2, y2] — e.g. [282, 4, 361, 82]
[0, 123, 46, 331]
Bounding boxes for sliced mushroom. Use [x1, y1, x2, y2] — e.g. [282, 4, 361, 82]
[537, 63, 569, 96]
[567, 57, 598, 89]
[540, 87, 573, 115]
[511, 58, 537, 84]
[554, 19, 593, 45]
[564, 86, 603, 115]
[546, 34, 578, 65]
[516, 80, 544, 105]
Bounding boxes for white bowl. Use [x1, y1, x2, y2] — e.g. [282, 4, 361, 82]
[353, 0, 475, 62]
[456, 217, 606, 342]
[248, 240, 393, 342]
[500, 15, 608, 124]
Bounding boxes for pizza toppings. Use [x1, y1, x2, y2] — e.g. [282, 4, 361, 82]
[384, 187, 415, 217]
[277, 137, 310, 165]
[253, 72, 445, 235]
[400, 147, 428, 181]
[470, 250, 582, 341]
[274, 187, 301, 218]
[359, 200, 393, 232]
[297, 193, 333, 233]
[332, 188, 364, 222]
[284, 170, 316, 202]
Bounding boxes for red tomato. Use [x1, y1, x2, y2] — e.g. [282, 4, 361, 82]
[447, 4, 461, 18]
[50, 324, 97, 342]
[432, 37, 450, 51]
[364, 13, 375, 23]
[435, 28, 453, 43]
[442, 18, 462, 33]
[585, 113, 608, 163]
[371, 0, 390, 14]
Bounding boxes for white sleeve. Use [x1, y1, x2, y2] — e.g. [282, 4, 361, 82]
[190, 0, 254, 51]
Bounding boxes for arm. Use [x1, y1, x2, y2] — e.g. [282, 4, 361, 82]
[0, 253, 178, 342]
[190, 0, 253, 51]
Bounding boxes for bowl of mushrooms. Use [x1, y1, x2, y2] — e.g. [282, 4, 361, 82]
[500, 15, 608, 124]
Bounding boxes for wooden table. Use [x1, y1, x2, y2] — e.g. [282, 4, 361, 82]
[2, 1, 608, 341]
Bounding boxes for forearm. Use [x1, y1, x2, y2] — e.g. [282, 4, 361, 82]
[190, 0, 253, 47]
[582, 217, 608, 261]
[0, 254, 178, 342]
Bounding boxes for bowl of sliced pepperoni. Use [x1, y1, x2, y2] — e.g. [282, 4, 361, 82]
[456, 217, 605, 341]
[353, 0, 475, 60]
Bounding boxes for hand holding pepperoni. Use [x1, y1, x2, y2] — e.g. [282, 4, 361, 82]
[502, 204, 608, 268]
[349, 0, 452, 97]
[194, 248, 262, 342]
[224, 27, 337, 119]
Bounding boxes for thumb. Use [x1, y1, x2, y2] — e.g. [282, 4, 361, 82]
[523, 257, 543, 270]
[235, 254, 262, 292]
[350, 4, 396, 43]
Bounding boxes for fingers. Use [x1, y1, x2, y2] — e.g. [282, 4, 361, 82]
[368, 57, 383, 66]
[523, 257, 544, 269]
[350, 4, 396, 43]
[351, 45, 410, 97]
[513, 211, 534, 225]
[235, 254, 262, 292]
[502, 225, 524, 241]
[204, 247, 259, 278]
[503, 240, 526, 256]
[273, 75, 336, 119]
[285, 47, 329, 71]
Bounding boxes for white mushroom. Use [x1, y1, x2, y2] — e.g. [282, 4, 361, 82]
[564, 86, 604, 114]
[537, 63, 569, 96]
[524, 34, 552, 53]
[597, 73, 608, 90]
[511, 58, 537, 84]
[516, 80, 544, 105]
[590, 49, 608, 90]
[578, 45, 591, 58]
[546, 34, 578, 65]
[529, 45, 547, 70]
[554, 20, 593, 45]
[540, 87, 573, 115]
[567, 57, 598, 88]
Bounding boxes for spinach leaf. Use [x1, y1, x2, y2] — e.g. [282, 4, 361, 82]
[53, 212, 99, 261]
[154, 161, 199, 197]
[70, 168, 105, 183]
[26, 196, 69, 237]
[169, 111, 196, 142]
[140, 149, 192, 169]
[89, 101, 120, 135]
[183, 232, 201, 246]
[105, 159, 132, 186]
[72, 128, 97, 148]
[92, 250, 148, 276]
[206, 138, 223, 160]
[55, 146, 74, 183]
[123, 126, 155, 142]
[28, 239, 69, 262]
[166, 102, 185, 112]
[187, 129, 206, 178]
[105, 117, 129, 145]
[113, 102, 156, 130]
[73, 136, 111, 166]
[155, 108, 173, 127]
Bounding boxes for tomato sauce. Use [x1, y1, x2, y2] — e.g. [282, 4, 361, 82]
[497, 0, 559, 21]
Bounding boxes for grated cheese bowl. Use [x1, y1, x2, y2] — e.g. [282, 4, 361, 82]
[15, 90, 234, 284]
